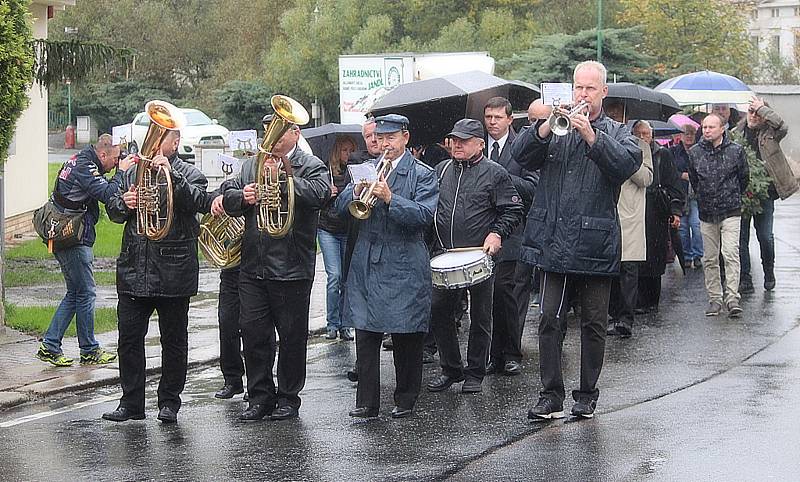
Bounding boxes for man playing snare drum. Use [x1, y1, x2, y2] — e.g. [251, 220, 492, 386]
[427, 118, 524, 394]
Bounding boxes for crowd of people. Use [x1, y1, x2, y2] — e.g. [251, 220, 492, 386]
[34, 59, 797, 424]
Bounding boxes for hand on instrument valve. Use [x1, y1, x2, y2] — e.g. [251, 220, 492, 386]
[353, 180, 368, 198]
[152, 154, 171, 172]
[263, 156, 280, 183]
[243, 183, 258, 206]
[371, 174, 392, 204]
[569, 108, 596, 146]
[483, 232, 502, 256]
[123, 184, 138, 210]
[211, 195, 226, 216]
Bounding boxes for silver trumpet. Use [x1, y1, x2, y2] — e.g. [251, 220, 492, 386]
[549, 100, 589, 136]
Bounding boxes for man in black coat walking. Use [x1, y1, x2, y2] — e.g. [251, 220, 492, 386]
[513, 61, 641, 420]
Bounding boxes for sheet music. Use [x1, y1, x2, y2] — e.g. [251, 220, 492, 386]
[347, 163, 378, 183]
[112, 124, 132, 146]
[541, 83, 573, 106]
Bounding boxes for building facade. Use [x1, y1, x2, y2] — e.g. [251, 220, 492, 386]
[4, 1, 76, 241]
[747, 0, 800, 65]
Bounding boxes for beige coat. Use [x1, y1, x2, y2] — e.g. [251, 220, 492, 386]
[617, 139, 653, 261]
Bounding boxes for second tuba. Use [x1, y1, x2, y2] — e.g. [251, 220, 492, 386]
[135, 100, 186, 240]
[255, 95, 310, 238]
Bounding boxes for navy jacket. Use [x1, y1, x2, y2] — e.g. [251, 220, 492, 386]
[688, 133, 749, 223]
[54, 146, 125, 246]
[511, 114, 641, 276]
[336, 150, 439, 334]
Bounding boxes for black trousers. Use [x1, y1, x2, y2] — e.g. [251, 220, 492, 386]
[609, 261, 640, 325]
[239, 273, 311, 410]
[491, 260, 534, 364]
[538, 271, 611, 404]
[117, 294, 189, 413]
[356, 329, 424, 410]
[430, 276, 493, 380]
[637, 275, 662, 310]
[218, 267, 244, 387]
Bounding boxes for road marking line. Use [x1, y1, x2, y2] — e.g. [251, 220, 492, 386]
[0, 395, 115, 428]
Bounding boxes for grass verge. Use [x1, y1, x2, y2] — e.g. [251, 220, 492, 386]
[5, 303, 118, 337]
[4, 268, 115, 288]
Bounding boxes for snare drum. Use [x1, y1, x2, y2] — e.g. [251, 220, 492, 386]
[430, 248, 494, 289]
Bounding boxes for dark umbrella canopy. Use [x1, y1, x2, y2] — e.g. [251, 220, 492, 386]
[369, 71, 540, 146]
[301, 123, 365, 164]
[605, 82, 681, 122]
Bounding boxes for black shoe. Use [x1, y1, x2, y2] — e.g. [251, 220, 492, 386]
[102, 406, 145, 422]
[739, 277, 755, 294]
[346, 367, 359, 382]
[571, 398, 597, 419]
[527, 398, 564, 420]
[215, 384, 244, 399]
[427, 374, 465, 392]
[764, 267, 776, 291]
[606, 321, 619, 336]
[157, 406, 178, 424]
[390, 406, 413, 418]
[705, 301, 722, 316]
[339, 328, 354, 341]
[462, 378, 483, 393]
[727, 300, 743, 318]
[693, 257, 703, 269]
[531, 292, 541, 307]
[422, 351, 436, 364]
[325, 328, 338, 340]
[503, 360, 522, 376]
[615, 322, 632, 339]
[239, 404, 271, 422]
[382, 336, 394, 351]
[349, 407, 379, 418]
[269, 405, 299, 421]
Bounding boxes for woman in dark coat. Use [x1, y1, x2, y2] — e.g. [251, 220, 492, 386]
[632, 121, 685, 312]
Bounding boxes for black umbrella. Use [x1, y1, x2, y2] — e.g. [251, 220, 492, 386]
[301, 123, 365, 163]
[627, 119, 684, 138]
[369, 71, 540, 146]
[606, 82, 681, 122]
[670, 227, 687, 275]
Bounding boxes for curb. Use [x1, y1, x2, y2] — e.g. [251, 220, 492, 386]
[0, 326, 330, 412]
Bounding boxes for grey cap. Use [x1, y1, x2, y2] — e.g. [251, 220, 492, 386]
[374, 114, 409, 133]
[447, 118, 484, 140]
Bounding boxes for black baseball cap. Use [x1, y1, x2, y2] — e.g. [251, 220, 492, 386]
[446, 119, 484, 140]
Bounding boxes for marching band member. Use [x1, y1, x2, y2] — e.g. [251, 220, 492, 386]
[102, 129, 209, 424]
[427, 119, 524, 395]
[222, 123, 330, 422]
[337, 114, 438, 419]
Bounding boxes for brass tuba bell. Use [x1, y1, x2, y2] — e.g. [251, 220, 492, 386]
[255, 95, 310, 238]
[135, 100, 186, 240]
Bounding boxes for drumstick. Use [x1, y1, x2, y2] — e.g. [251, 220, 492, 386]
[444, 246, 484, 252]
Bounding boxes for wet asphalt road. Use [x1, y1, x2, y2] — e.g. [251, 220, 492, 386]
[1, 198, 800, 481]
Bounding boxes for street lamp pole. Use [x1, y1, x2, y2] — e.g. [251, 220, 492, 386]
[597, 0, 603, 63]
[66, 79, 72, 127]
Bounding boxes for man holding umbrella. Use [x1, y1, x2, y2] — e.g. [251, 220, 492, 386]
[514, 61, 641, 419]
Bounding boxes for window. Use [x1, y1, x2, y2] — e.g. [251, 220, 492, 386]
[772, 8, 780, 17]
[772, 35, 781, 55]
[795, 6, 800, 17]
[752, 8, 758, 20]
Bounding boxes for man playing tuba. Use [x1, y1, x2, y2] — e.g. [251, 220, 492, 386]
[222, 118, 331, 422]
[102, 127, 210, 424]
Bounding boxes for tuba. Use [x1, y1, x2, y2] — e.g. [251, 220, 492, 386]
[548, 100, 589, 136]
[256, 95, 310, 238]
[348, 149, 391, 220]
[135, 100, 186, 240]
[198, 211, 245, 269]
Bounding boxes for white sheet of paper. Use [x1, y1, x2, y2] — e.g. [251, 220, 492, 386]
[541, 83, 573, 106]
[348, 163, 378, 183]
[216, 153, 243, 178]
[112, 124, 132, 146]
[228, 130, 258, 151]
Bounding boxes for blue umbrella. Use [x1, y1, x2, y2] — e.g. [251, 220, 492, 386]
[654, 70, 753, 106]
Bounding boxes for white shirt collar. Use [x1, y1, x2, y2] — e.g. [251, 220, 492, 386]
[488, 130, 509, 155]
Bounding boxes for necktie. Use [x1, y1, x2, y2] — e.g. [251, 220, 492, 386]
[490, 141, 500, 162]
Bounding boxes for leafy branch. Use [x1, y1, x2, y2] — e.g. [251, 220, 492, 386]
[32, 39, 135, 86]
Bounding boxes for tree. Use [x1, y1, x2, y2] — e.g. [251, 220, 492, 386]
[618, 0, 755, 79]
[499, 28, 658, 86]
[0, 0, 34, 163]
[215, 80, 275, 130]
[71, 80, 178, 132]
[751, 45, 800, 85]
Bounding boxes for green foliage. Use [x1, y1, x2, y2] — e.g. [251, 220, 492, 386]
[72, 80, 178, 132]
[5, 304, 118, 336]
[618, 0, 754, 80]
[729, 130, 771, 217]
[32, 39, 133, 87]
[0, 0, 34, 163]
[215, 80, 275, 131]
[752, 46, 800, 85]
[499, 28, 657, 86]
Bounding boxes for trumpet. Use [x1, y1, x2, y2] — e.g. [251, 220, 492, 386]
[549, 100, 589, 136]
[348, 150, 391, 220]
